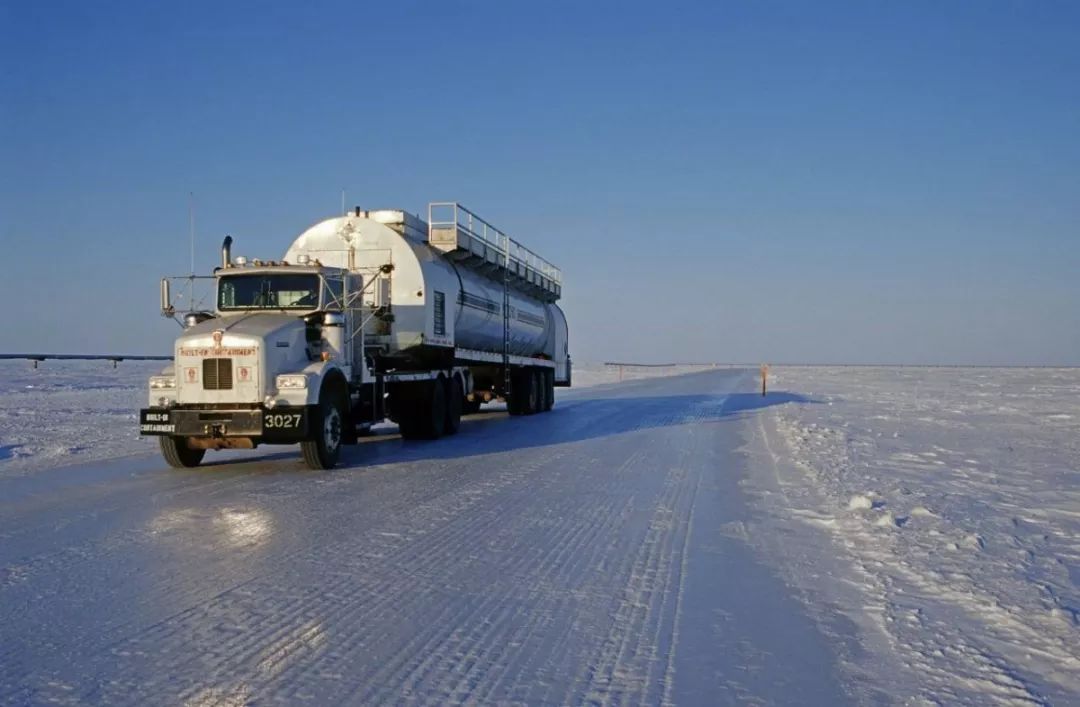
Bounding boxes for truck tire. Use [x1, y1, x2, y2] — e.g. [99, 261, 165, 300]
[543, 369, 555, 412]
[301, 388, 345, 470]
[507, 369, 526, 416]
[536, 369, 550, 413]
[444, 375, 463, 435]
[159, 436, 205, 468]
[395, 387, 419, 438]
[525, 368, 540, 415]
[399, 380, 447, 440]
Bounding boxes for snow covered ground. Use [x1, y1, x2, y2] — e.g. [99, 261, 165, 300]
[2, 361, 1077, 704]
[745, 366, 1080, 705]
[0, 360, 164, 478]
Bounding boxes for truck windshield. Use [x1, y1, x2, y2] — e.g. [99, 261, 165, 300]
[218, 273, 321, 311]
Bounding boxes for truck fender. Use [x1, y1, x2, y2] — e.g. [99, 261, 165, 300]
[295, 361, 348, 406]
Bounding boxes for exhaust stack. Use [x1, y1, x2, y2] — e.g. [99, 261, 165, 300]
[160, 278, 173, 317]
[221, 235, 233, 269]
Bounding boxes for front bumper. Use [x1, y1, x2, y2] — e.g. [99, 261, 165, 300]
[139, 406, 312, 442]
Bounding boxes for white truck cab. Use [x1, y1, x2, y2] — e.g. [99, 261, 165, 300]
[145, 259, 359, 469]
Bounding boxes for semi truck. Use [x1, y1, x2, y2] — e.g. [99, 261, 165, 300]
[140, 203, 570, 470]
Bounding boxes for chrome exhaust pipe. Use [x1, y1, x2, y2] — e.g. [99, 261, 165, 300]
[221, 235, 233, 269]
[160, 278, 173, 316]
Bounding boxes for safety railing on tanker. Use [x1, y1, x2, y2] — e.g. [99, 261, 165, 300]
[427, 202, 562, 286]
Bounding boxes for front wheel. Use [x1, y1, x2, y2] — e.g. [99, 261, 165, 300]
[159, 436, 205, 468]
[301, 390, 345, 470]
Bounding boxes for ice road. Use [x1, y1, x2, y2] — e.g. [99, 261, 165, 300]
[0, 369, 851, 705]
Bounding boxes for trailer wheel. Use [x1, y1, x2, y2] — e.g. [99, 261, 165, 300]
[301, 387, 345, 470]
[525, 368, 540, 415]
[444, 375, 463, 435]
[536, 369, 550, 413]
[159, 436, 205, 468]
[507, 369, 525, 416]
[544, 369, 555, 412]
[533, 369, 545, 413]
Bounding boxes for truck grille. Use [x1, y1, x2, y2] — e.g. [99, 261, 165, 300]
[202, 358, 233, 390]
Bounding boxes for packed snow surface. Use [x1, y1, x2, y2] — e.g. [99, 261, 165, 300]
[2, 363, 1077, 705]
[0, 369, 849, 705]
[746, 366, 1080, 705]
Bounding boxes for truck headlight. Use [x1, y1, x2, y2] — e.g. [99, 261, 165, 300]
[275, 374, 307, 390]
[150, 376, 176, 390]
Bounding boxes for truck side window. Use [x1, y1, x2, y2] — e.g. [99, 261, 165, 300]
[324, 277, 344, 311]
[220, 281, 236, 308]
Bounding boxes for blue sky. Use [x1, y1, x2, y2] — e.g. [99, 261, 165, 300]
[2, 1, 1078, 364]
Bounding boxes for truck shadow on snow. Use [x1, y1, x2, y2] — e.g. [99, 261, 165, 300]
[205, 390, 815, 470]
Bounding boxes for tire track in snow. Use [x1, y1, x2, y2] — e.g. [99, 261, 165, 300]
[401, 448, 651, 705]
[355, 444, 646, 704]
[98, 451, 573, 704]
[568, 402, 709, 706]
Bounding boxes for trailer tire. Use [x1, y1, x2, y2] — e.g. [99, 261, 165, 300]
[507, 369, 525, 416]
[544, 369, 555, 411]
[444, 375, 463, 435]
[536, 369, 551, 413]
[525, 368, 540, 415]
[159, 436, 205, 468]
[301, 387, 345, 470]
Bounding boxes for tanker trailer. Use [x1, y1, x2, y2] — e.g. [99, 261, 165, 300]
[141, 202, 570, 470]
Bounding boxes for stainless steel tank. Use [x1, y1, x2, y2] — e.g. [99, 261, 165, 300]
[283, 211, 567, 363]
